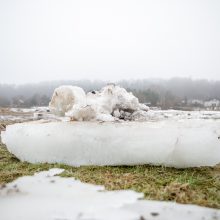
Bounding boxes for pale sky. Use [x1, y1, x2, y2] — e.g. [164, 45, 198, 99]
[0, 0, 220, 84]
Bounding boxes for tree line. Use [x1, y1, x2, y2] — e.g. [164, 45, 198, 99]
[0, 78, 220, 109]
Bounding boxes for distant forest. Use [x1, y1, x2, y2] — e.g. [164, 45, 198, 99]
[0, 78, 220, 109]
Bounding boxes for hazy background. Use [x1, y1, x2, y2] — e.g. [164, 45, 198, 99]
[0, 78, 220, 109]
[0, 0, 220, 84]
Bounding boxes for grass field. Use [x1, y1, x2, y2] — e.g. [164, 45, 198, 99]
[0, 142, 219, 209]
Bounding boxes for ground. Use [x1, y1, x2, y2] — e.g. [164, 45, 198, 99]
[0, 109, 220, 209]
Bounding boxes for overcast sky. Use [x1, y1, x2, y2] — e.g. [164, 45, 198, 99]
[0, 0, 220, 84]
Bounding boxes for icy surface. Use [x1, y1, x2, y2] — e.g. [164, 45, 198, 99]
[146, 109, 220, 121]
[2, 119, 220, 168]
[0, 169, 219, 220]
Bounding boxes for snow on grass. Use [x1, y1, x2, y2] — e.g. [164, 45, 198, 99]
[0, 168, 219, 220]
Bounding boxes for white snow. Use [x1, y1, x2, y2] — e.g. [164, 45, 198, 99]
[0, 169, 219, 220]
[2, 119, 220, 168]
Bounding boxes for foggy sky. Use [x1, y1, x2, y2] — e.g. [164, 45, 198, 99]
[0, 0, 220, 84]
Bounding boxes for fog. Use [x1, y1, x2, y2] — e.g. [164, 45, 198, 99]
[0, 78, 220, 109]
[1, 0, 220, 84]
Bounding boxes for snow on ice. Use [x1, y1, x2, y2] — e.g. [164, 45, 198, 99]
[0, 169, 219, 220]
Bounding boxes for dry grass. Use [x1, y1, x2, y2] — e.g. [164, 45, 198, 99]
[0, 142, 219, 209]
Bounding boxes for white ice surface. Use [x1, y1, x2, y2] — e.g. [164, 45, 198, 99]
[0, 169, 219, 220]
[2, 118, 220, 168]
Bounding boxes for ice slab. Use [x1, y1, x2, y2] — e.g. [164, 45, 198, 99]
[0, 169, 219, 220]
[2, 119, 220, 168]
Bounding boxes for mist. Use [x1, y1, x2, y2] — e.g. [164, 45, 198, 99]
[1, 0, 220, 84]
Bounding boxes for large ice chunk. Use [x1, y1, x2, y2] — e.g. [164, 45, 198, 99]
[49, 85, 86, 116]
[49, 84, 149, 121]
[2, 119, 220, 168]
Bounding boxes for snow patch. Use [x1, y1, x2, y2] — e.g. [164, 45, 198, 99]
[0, 169, 219, 220]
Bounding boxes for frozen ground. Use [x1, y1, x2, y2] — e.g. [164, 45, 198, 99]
[146, 109, 220, 121]
[0, 168, 219, 220]
[0, 106, 220, 123]
[0, 108, 34, 123]
[0, 107, 64, 123]
[1, 107, 220, 122]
